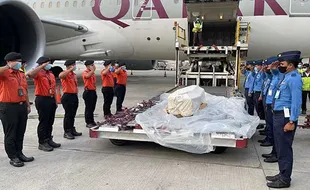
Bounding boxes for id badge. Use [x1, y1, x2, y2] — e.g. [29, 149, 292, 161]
[274, 90, 280, 99]
[268, 89, 272, 96]
[18, 88, 24, 97]
[284, 107, 290, 118]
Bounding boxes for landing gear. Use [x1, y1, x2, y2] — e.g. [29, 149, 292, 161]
[109, 139, 128, 146]
[212, 147, 228, 154]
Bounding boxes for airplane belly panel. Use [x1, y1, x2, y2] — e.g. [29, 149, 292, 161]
[243, 16, 310, 60]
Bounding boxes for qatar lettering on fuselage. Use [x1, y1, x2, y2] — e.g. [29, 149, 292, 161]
[92, 0, 289, 28]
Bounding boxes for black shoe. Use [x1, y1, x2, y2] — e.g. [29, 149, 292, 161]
[266, 174, 280, 182]
[18, 153, 34, 162]
[262, 153, 274, 158]
[260, 142, 273, 147]
[258, 139, 265, 143]
[86, 123, 97, 128]
[264, 156, 278, 163]
[71, 128, 82, 136]
[48, 137, 61, 148]
[39, 142, 54, 151]
[9, 158, 24, 167]
[257, 124, 264, 129]
[64, 132, 75, 140]
[267, 179, 290, 188]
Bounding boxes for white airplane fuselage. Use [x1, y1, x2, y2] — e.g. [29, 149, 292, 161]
[2, 0, 310, 64]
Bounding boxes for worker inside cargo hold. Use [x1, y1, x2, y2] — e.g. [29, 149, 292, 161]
[192, 16, 203, 48]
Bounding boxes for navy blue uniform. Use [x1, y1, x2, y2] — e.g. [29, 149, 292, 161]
[243, 66, 255, 115]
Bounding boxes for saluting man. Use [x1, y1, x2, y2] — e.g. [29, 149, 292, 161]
[242, 61, 255, 115]
[27, 57, 61, 151]
[266, 51, 302, 188]
[82, 60, 97, 128]
[59, 60, 82, 140]
[115, 63, 128, 113]
[0, 52, 33, 167]
[101, 61, 115, 118]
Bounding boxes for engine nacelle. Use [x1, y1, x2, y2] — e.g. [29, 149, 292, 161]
[0, 0, 45, 69]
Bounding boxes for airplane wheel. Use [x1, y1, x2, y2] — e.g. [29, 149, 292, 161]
[212, 147, 227, 154]
[109, 139, 127, 146]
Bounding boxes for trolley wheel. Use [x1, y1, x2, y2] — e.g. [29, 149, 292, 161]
[212, 147, 228, 154]
[109, 139, 127, 146]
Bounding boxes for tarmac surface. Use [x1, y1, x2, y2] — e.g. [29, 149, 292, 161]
[0, 64, 310, 190]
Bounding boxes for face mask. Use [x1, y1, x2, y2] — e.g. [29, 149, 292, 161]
[122, 66, 127, 70]
[12, 62, 22, 70]
[44, 64, 52, 70]
[109, 66, 115, 72]
[254, 67, 258, 73]
[298, 65, 302, 68]
[278, 66, 287, 73]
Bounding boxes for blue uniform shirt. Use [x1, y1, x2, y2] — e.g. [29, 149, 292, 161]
[249, 70, 265, 93]
[266, 69, 284, 105]
[262, 72, 273, 96]
[274, 70, 302, 121]
[244, 70, 254, 89]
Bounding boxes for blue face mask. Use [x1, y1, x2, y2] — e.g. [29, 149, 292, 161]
[12, 62, 22, 70]
[109, 66, 115, 72]
[254, 67, 258, 73]
[44, 64, 53, 70]
[122, 66, 127, 71]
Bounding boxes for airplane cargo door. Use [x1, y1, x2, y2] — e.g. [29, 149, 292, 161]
[131, 0, 152, 20]
[289, 0, 310, 16]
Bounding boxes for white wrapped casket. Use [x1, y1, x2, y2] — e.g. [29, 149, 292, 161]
[166, 85, 208, 117]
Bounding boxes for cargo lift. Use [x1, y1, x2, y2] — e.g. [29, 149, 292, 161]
[175, 0, 250, 89]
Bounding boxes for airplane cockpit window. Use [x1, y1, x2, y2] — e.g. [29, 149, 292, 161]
[82, 0, 85, 7]
[73, 1, 77, 7]
[33, 2, 36, 9]
[41, 2, 44, 8]
[90, 0, 95, 7]
[65, 1, 69, 7]
[49, 2, 52, 8]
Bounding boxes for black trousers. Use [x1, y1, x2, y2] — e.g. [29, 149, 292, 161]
[245, 88, 254, 115]
[102, 87, 114, 116]
[254, 91, 265, 120]
[302, 91, 310, 111]
[35, 96, 57, 144]
[115, 84, 126, 112]
[83, 90, 97, 124]
[0, 102, 28, 159]
[61, 93, 78, 133]
[193, 32, 203, 46]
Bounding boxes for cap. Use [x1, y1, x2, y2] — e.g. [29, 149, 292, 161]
[120, 63, 126, 67]
[4, 52, 22, 61]
[22, 60, 26, 64]
[254, 60, 263, 66]
[103, 61, 110, 66]
[36, 57, 50, 64]
[263, 56, 278, 65]
[84, 60, 94, 66]
[277, 51, 301, 62]
[64, 60, 76, 66]
[246, 60, 254, 65]
[303, 63, 310, 68]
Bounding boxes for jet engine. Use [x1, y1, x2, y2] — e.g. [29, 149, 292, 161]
[0, 0, 45, 69]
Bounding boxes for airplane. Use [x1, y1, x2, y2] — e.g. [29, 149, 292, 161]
[0, 0, 310, 72]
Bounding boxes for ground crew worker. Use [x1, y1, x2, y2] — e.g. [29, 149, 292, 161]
[112, 62, 118, 95]
[297, 63, 303, 74]
[262, 58, 284, 163]
[192, 17, 203, 47]
[59, 60, 82, 139]
[301, 63, 310, 114]
[27, 57, 61, 151]
[20, 60, 34, 105]
[101, 62, 115, 118]
[115, 63, 128, 113]
[266, 51, 302, 188]
[0, 52, 34, 167]
[242, 61, 255, 115]
[249, 60, 266, 121]
[82, 60, 97, 128]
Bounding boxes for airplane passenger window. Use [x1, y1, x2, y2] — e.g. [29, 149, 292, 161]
[73, 1, 77, 7]
[41, 2, 44, 8]
[33, 2, 36, 9]
[90, 0, 95, 7]
[57, 1, 60, 8]
[82, 0, 85, 7]
[65, 1, 69, 7]
[49, 2, 52, 8]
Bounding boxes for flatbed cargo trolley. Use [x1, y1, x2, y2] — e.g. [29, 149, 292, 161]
[89, 86, 257, 154]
